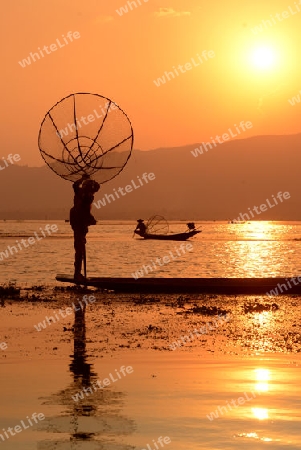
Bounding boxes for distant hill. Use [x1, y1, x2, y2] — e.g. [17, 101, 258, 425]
[0, 134, 300, 220]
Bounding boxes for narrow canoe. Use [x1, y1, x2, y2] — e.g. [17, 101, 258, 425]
[134, 229, 201, 241]
[55, 275, 301, 294]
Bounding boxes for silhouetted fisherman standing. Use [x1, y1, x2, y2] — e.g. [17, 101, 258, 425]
[70, 175, 100, 282]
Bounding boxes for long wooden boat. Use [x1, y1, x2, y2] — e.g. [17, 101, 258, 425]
[134, 229, 201, 241]
[55, 275, 301, 294]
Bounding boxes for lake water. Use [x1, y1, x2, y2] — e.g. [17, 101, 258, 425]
[1, 220, 301, 285]
[2, 353, 301, 450]
[2, 220, 301, 449]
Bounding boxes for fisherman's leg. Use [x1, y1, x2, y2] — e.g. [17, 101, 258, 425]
[74, 230, 86, 280]
[74, 234, 82, 278]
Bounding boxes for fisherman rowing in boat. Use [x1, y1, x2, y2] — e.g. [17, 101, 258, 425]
[134, 219, 147, 236]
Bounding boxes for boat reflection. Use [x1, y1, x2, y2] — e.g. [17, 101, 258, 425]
[38, 301, 135, 449]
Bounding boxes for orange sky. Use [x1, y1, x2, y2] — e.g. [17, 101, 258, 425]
[1, 0, 301, 165]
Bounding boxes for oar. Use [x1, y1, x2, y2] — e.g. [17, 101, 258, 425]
[83, 243, 87, 278]
[132, 227, 140, 238]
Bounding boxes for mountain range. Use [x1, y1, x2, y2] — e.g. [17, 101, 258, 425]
[0, 134, 300, 220]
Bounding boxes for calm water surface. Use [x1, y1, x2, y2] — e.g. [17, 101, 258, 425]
[1, 354, 300, 450]
[1, 220, 301, 285]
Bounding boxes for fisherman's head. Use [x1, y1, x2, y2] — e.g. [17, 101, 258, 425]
[82, 179, 99, 193]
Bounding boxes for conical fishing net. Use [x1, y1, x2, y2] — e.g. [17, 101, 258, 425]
[146, 215, 169, 234]
[38, 93, 133, 183]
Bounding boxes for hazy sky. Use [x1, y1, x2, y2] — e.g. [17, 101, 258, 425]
[1, 0, 301, 165]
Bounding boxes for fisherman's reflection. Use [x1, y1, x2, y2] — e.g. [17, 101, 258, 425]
[38, 293, 135, 449]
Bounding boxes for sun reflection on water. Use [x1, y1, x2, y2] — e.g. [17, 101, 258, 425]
[249, 368, 270, 421]
[254, 368, 270, 393]
[252, 407, 269, 420]
[233, 221, 286, 241]
[228, 221, 294, 277]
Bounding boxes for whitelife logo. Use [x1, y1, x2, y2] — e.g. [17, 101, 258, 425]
[0, 339, 7, 351]
[141, 436, 171, 450]
[0, 224, 58, 261]
[116, 0, 150, 17]
[288, 89, 301, 106]
[18, 31, 80, 68]
[235, 191, 290, 222]
[0, 153, 21, 171]
[168, 313, 230, 351]
[72, 365, 134, 402]
[191, 121, 253, 157]
[251, 1, 301, 35]
[266, 276, 301, 297]
[56, 101, 118, 139]
[132, 242, 193, 280]
[94, 172, 155, 209]
[34, 295, 96, 332]
[206, 391, 259, 421]
[0, 412, 45, 442]
[153, 50, 215, 87]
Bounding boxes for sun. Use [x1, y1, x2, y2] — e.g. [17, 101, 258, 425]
[251, 47, 277, 70]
